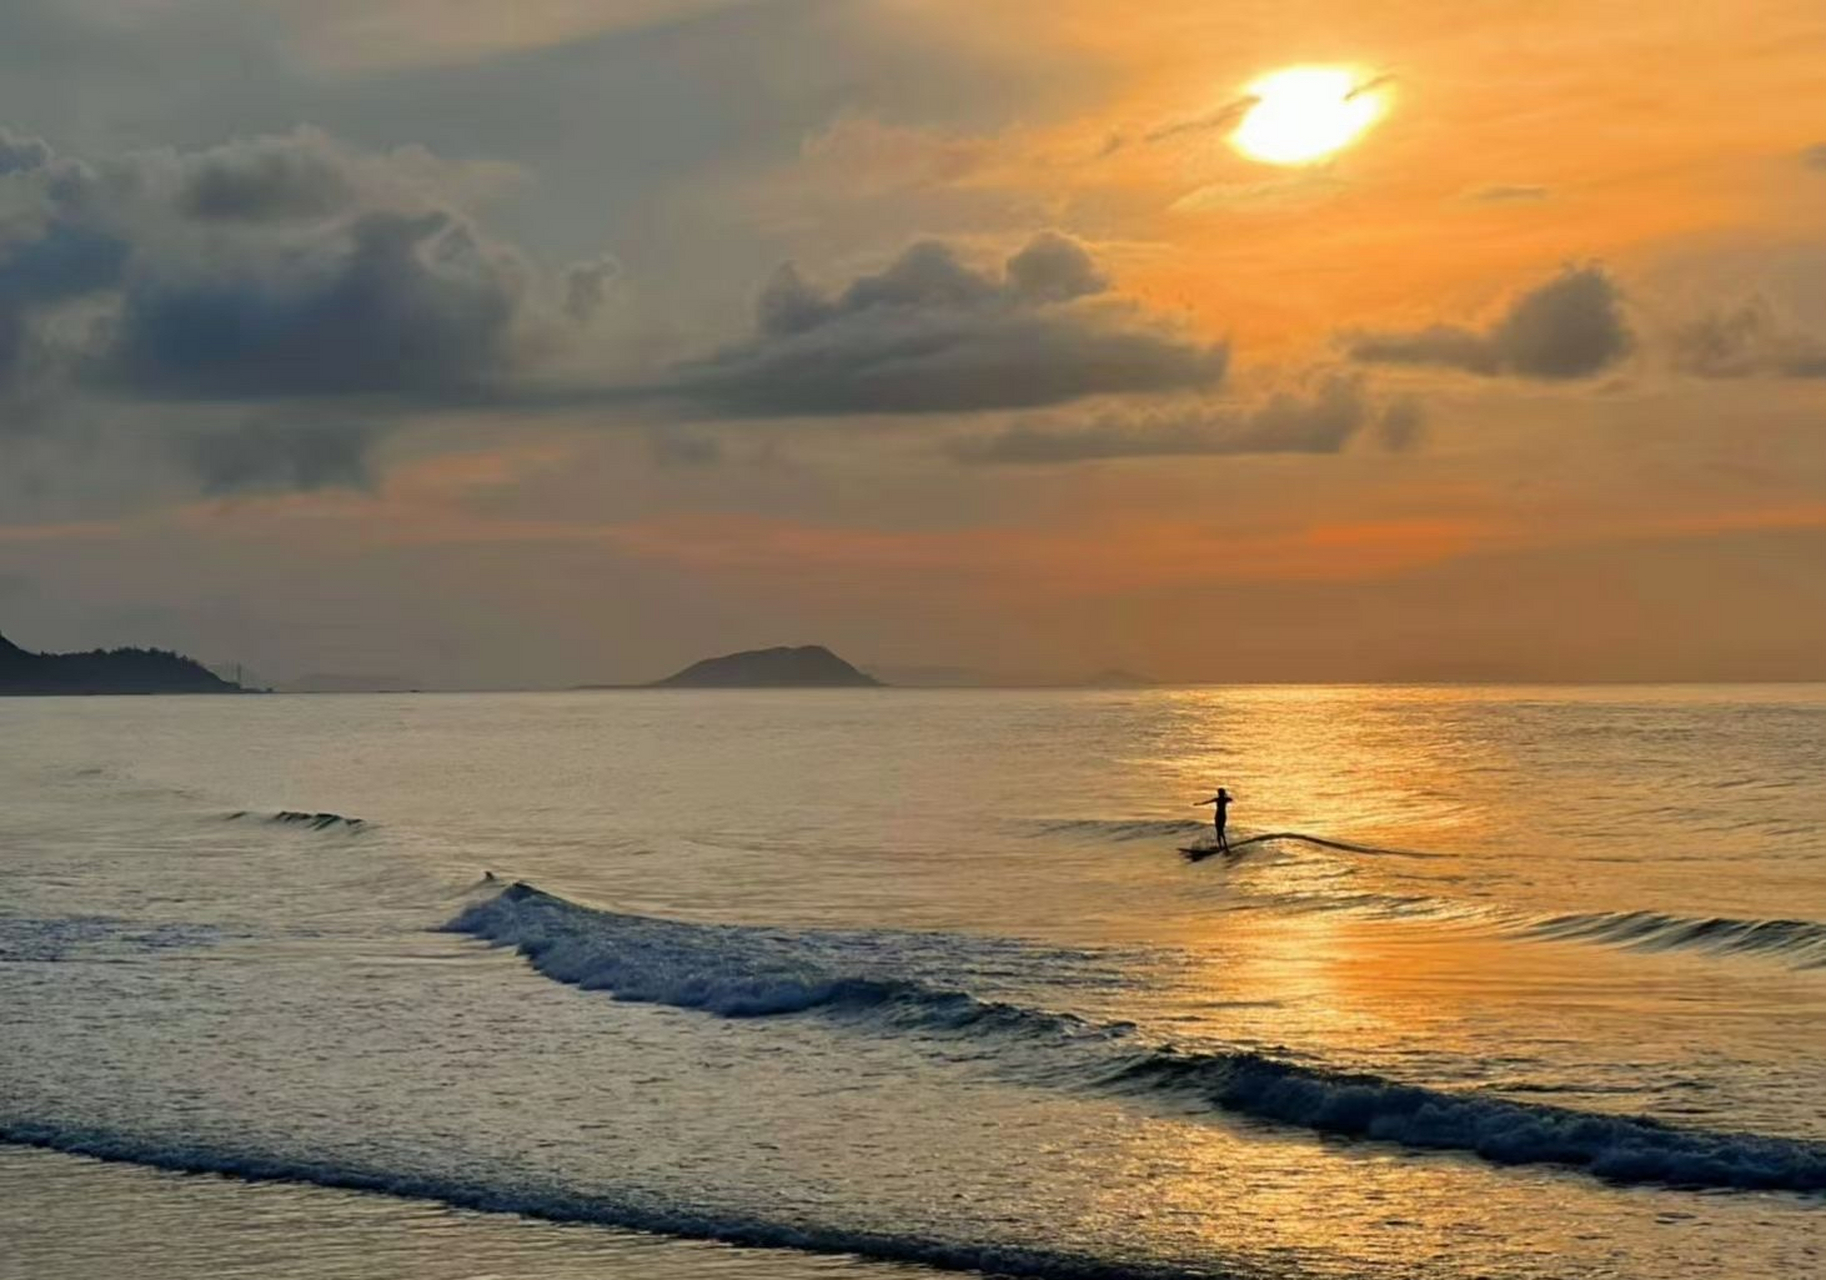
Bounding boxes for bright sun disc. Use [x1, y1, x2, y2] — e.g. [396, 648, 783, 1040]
[1231, 66, 1386, 166]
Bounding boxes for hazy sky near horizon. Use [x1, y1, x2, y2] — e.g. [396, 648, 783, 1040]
[2, 0, 1825, 685]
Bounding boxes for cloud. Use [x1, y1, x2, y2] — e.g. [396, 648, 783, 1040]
[646, 425, 722, 467]
[181, 418, 379, 494]
[106, 210, 525, 399]
[1003, 231, 1109, 304]
[0, 134, 128, 398]
[1171, 175, 1346, 215]
[175, 137, 357, 223]
[1140, 97, 1255, 147]
[562, 254, 621, 324]
[0, 125, 582, 501]
[1464, 184, 1549, 203]
[1376, 395, 1427, 452]
[1669, 297, 1826, 379]
[0, 127, 53, 176]
[1803, 144, 1826, 171]
[948, 374, 1395, 465]
[1350, 266, 1632, 380]
[0, 127, 549, 413]
[274, 0, 753, 73]
[795, 114, 995, 193]
[670, 233, 1227, 417]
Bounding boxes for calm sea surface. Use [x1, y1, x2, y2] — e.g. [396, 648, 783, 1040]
[4, 687, 1824, 1278]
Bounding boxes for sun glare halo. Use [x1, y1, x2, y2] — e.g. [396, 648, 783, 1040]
[1231, 66, 1387, 166]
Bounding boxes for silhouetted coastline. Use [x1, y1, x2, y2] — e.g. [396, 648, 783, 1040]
[0, 631, 247, 695]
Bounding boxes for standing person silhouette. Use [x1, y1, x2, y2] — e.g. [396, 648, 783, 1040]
[1197, 788, 1233, 854]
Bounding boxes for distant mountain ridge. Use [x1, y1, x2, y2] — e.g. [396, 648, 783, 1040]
[0, 631, 243, 695]
[649, 645, 882, 688]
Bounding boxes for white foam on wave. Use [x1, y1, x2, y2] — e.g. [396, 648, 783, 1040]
[447, 884, 1826, 1195]
[445, 884, 1102, 1036]
[1102, 1050, 1826, 1193]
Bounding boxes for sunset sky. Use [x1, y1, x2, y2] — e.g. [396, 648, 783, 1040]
[3, 0, 1825, 685]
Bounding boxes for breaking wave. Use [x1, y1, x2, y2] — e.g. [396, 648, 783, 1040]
[447, 884, 1826, 1194]
[1099, 1050, 1825, 1192]
[445, 884, 1108, 1035]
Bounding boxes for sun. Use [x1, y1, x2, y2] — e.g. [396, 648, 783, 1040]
[1231, 66, 1388, 166]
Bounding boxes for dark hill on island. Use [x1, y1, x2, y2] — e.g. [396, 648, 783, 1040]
[648, 645, 882, 688]
[0, 631, 243, 695]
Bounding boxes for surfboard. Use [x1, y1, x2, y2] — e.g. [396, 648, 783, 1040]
[1179, 844, 1230, 863]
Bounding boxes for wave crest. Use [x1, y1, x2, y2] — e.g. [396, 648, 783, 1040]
[446, 884, 1826, 1194]
[226, 810, 367, 831]
[445, 884, 1104, 1038]
[1102, 1049, 1826, 1192]
[1522, 910, 1826, 968]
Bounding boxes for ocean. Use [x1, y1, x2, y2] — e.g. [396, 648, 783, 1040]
[3, 686, 1823, 1279]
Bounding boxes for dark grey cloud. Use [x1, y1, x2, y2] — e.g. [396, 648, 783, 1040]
[0, 127, 541, 413]
[106, 210, 523, 399]
[0, 126, 52, 176]
[1669, 297, 1826, 379]
[563, 254, 621, 324]
[0, 126, 572, 500]
[181, 418, 378, 495]
[948, 374, 1388, 465]
[1003, 231, 1109, 303]
[0, 218, 129, 407]
[0, 134, 127, 397]
[175, 135, 357, 222]
[1351, 266, 1632, 380]
[1376, 395, 1427, 452]
[672, 233, 1227, 417]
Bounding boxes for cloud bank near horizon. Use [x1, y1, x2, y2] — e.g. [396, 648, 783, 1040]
[1349, 266, 1633, 381]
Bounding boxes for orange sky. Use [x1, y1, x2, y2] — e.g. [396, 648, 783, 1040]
[1, 1, 1825, 684]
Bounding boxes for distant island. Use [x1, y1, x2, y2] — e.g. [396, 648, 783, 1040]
[653, 644, 882, 688]
[586, 645, 884, 689]
[0, 631, 245, 695]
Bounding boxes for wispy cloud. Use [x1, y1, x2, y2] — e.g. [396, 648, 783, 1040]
[948, 375, 1401, 465]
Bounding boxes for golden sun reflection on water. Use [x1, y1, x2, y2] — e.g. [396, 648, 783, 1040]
[1077, 1089, 1824, 1279]
[1146, 685, 1505, 852]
